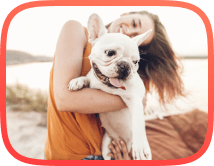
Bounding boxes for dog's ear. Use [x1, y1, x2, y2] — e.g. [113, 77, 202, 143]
[87, 13, 108, 44]
[132, 29, 153, 46]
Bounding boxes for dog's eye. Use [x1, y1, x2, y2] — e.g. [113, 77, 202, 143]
[133, 60, 138, 65]
[105, 50, 116, 57]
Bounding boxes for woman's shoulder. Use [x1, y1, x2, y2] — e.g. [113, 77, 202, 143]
[61, 20, 87, 46]
[63, 20, 84, 29]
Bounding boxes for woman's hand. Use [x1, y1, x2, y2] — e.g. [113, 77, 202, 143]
[107, 140, 132, 160]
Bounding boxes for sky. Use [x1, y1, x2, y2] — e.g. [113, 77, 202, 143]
[6, 6, 208, 57]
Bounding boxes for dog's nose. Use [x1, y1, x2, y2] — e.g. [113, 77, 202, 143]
[118, 61, 129, 70]
[117, 61, 131, 80]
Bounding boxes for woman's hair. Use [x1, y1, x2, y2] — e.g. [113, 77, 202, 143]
[107, 11, 185, 104]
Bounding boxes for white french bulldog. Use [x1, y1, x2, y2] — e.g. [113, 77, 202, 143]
[68, 13, 152, 160]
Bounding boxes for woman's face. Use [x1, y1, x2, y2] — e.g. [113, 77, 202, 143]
[108, 13, 155, 45]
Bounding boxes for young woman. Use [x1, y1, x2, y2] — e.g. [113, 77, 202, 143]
[44, 10, 184, 160]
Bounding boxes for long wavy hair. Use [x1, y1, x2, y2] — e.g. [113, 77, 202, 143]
[106, 11, 185, 104]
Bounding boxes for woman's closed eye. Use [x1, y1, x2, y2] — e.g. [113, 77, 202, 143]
[132, 18, 142, 28]
[132, 20, 136, 28]
[138, 18, 141, 27]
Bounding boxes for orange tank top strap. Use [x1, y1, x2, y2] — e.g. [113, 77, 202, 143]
[81, 27, 92, 76]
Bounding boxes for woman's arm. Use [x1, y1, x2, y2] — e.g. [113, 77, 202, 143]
[53, 20, 127, 113]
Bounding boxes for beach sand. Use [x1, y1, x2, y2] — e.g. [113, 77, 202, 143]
[6, 106, 47, 159]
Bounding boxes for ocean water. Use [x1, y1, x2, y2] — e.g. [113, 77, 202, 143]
[180, 59, 208, 112]
[6, 62, 53, 92]
[6, 59, 208, 112]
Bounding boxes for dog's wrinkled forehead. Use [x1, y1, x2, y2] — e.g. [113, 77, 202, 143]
[92, 33, 140, 59]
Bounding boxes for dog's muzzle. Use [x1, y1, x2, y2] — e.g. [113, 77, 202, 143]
[92, 61, 131, 89]
[116, 61, 131, 80]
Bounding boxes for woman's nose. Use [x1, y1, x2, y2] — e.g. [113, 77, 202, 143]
[123, 27, 138, 38]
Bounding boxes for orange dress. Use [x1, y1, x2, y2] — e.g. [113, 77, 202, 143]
[44, 28, 104, 160]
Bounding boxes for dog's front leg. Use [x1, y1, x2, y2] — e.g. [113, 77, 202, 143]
[68, 76, 90, 91]
[127, 98, 152, 160]
[101, 132, 112, 160]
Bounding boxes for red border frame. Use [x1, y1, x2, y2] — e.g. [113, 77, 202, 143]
[1, 0, 213, 165]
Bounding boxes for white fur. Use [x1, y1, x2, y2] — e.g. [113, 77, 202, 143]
[68, 13, 152, 160]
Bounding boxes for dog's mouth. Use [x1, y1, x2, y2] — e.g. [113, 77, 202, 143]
[92, 62, 126, 90]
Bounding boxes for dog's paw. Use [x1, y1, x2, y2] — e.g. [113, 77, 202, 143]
[68, 77, 89, 91]
[102, 154, 111, 160]
[132, 140, 152, 160]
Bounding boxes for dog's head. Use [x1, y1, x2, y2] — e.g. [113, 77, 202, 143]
[87, 13, 152, 89]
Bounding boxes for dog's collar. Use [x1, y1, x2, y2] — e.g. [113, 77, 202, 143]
[92, 69, 101, 81]
[92, 62, 112, 87]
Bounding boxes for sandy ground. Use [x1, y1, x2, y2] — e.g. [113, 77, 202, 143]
[6, 106, 47, 159]
[5, 59, 208, 159]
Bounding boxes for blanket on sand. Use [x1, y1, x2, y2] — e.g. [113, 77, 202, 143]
[146, 109, 208, 160]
